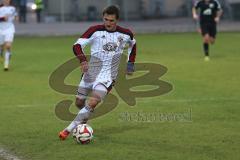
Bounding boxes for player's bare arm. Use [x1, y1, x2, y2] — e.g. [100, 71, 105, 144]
[192, 7, 198, 20]
[14, 14, 19, 23]
[214, 9, 223, 23]
[80, 61, 88, 73]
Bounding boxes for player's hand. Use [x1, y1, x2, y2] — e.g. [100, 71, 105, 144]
[80, 61, 88, 73]
[15, 16, 19, 23]
[126, 62, 134, 75]
[214, 17, 220, 23]
[193, 14, 198, 20]
[4, 16, 8, 21]
[197, 28, 202, 34]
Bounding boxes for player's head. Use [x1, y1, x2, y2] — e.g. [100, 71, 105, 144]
[3, 0, 11, 5]
[102, 5, 120, 31]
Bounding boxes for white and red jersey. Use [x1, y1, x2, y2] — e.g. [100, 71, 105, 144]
[73, 25, 137, 86]
[0, 5, 17, 32]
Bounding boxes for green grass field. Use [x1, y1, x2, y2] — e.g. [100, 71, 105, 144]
[0, 33, 240, 160]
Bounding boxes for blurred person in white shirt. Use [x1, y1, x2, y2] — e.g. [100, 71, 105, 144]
[0, 0, 18, 71]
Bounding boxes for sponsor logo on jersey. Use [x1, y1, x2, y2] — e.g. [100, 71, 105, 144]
[118, 36, 123, 42]
[103, 42, 118, 52]
[203, 8, 212, 15]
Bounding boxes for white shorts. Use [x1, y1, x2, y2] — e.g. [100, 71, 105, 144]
[76, 76, 115, 100]
[0, 31, 14, 45]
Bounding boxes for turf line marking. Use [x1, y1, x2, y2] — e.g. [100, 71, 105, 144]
[0, 147, 22, 160]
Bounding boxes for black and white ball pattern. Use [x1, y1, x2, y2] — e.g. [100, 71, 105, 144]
[72, 124, 93, 144]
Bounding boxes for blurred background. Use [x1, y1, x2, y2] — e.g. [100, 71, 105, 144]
[10, 0, 240, 22]
[6, 0, 240, 35]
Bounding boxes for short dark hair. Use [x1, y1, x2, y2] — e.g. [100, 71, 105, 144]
[102, 5, 120, 19]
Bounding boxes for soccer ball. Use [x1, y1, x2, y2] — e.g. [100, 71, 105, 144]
[72, 124, 93, 144]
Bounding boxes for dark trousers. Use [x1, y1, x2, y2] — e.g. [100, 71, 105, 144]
[19, 6, 27, 23]
[36, 9, 42, 23]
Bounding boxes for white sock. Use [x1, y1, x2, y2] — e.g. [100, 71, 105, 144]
[65, 105, 93, 132]
[4, 51, 11, 68]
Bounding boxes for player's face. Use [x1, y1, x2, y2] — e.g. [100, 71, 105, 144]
[3, 0, 11, 5]
[103, 14, 118, 31]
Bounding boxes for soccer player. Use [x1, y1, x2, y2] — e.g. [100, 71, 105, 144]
[59, 5, 137, 140]
[192, 0, 223, 61]
[0, 3, 4, 60]
[0, 0, 18, 71]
